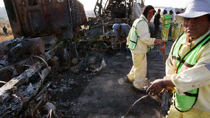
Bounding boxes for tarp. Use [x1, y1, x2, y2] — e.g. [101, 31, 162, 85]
[131, 2, 144, 20]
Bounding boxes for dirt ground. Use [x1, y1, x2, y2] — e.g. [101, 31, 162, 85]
[0, 24, 173, 118]
[0, 35, 14, 42]
[47, 33, 174, 118]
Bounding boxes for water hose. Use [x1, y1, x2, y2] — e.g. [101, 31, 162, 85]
[121, 95, 149, 118]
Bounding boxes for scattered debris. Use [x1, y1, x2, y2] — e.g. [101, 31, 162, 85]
[0, 34, 107, 117]
[1, 0, 171, 117]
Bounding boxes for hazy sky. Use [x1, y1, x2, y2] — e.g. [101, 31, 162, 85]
[0, 0, 4, 7]
[0, 0, 191, 10]
[79, 0, 191, 10]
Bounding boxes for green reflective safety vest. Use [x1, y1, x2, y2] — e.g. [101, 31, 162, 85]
[127, 17, 150, 51]
[173, 20, 178, 28]
[163, 14, 171, 28]
[172, 33, 210, 112]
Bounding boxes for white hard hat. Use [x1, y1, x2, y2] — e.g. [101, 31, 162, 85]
[178, 0, 210, 18]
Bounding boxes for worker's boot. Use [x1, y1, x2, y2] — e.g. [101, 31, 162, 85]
[116, 52, 123, 56]
[133, 78, 150, 91]
[162, 38, 166, 42]
[126, 74, 134, 83]
[126, 56, 131, 59]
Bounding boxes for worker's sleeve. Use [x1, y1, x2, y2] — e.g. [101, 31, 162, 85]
[136, 21, 155, 46]
[160, 16, 164, 23]
[170, 44, 210, 94]
[115, 33, 119, 42]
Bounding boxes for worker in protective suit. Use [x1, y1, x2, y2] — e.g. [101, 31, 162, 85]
[126, 5, 165, 91]
[171, 11, 182, 41]
[147, 0, 210, 117]
[160, 10, 171, 42]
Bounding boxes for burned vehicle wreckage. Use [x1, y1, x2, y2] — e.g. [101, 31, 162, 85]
[94, 0, 144, 31]
[0, 0, 147, 117]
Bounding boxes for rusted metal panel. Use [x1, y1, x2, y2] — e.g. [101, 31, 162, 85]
[3, 0, 87, 38]
[28, 11, 47, 35]
[42, 0, 53, 30]
[53, 0, 71, 33]
[3, 0, 23, 38]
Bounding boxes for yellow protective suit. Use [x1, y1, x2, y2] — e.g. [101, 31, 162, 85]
[127, 15, 155, 90]
[160, 14, 171, 42]
[167, 104, 210, 118]
[171, 21, 182, 41]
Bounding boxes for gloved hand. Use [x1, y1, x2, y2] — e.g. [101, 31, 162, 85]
[155, 39, 165, 45]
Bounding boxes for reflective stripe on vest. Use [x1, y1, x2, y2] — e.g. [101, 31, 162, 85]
[127, 17, 146, 49]
[163, 14, 171, 28]
[171, 33, 210, 112]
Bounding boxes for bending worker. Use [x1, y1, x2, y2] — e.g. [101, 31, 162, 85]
[112, 23, 131, 59]
[126, 5, 165, 91]
[160, 10, 171, 42]
[147, 0, 210, 117]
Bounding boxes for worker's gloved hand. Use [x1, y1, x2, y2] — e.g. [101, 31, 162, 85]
[146, 79, 164, 96]
[150, 45, 154, 49]
[155, 39, 165, 45]
[119, 39, 126, 44]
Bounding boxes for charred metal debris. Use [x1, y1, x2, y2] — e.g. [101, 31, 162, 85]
[0, 0, 146, 117]
[0, 35, 106, 117]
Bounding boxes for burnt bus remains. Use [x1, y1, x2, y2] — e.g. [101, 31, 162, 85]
[3, 0, 87, 38]
[94, 0, 145, 27]
[0, 1, 89, 117]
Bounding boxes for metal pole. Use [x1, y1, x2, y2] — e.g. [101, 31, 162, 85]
[125, 0, 129, 24]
